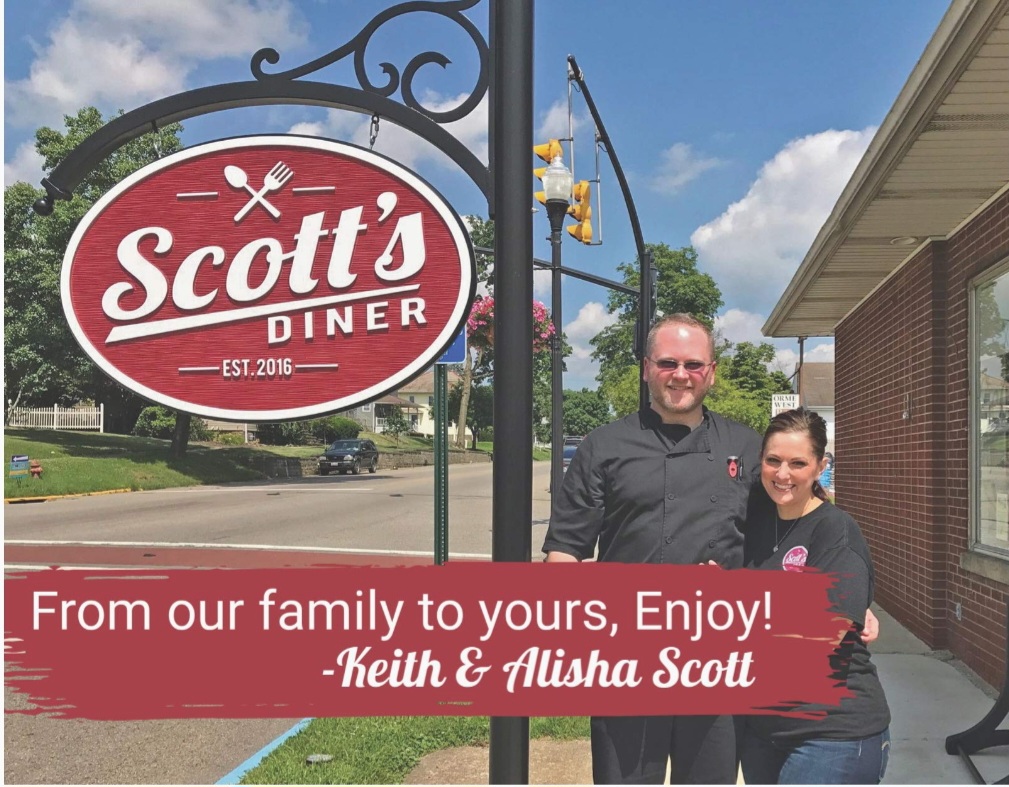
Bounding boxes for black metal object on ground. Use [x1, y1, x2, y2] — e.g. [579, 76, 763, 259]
[945, 598, 1009, 784]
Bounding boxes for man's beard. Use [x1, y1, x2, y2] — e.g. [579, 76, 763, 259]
[650, 382, 705, 414]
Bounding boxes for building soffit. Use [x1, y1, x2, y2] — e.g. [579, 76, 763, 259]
[763, 0, 1009, 338]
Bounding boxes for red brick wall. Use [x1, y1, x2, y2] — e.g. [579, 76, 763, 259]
[836, 190, 1009, 687]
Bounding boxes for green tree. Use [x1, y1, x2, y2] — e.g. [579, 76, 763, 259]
[4, 107, 184, 434]
[448, 381, 494, 447]
[705, 341, 792, 433]
[592, 244, 722, 413]
[600, 364, 642, 418]
[382, 408, 412, 445]
[562, 388, 611, 436]
[465, 214, 496, 291]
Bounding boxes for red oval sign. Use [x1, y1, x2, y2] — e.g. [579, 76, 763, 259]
[62, 136, 475, 420]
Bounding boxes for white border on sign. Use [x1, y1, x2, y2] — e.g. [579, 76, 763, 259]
[61, 135, 475, 422]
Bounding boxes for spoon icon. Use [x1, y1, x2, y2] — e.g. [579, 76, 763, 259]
[223, 165, 280, 219]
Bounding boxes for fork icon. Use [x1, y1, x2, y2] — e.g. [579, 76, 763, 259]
[233, 162, 294, 222]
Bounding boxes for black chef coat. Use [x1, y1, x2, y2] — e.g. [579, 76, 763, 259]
[543, 407, 762, 566]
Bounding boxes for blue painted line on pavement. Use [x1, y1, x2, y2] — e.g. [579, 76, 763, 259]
[216, 718, 314, 785]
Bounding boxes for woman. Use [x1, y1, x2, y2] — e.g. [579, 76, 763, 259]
[740, 408, 890, 784]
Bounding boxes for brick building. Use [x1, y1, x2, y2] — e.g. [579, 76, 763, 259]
[764, 0, 1009, 688]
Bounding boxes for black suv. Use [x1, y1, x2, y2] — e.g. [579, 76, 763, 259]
[318, 439, 379, 475]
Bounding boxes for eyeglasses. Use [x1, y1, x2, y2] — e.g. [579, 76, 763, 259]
[647, 358, 713, 373]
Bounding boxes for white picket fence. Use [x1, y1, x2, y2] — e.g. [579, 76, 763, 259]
[7, 403, 105, 432]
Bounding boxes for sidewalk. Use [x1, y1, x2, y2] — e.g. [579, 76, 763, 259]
[872, 603, 1005, 784]
[406, 604, 1009, 784]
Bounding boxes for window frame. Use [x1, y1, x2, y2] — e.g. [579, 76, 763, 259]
[969, 254, 1009, 559]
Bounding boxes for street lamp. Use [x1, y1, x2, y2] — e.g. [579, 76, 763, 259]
[542, 155, 573, 501]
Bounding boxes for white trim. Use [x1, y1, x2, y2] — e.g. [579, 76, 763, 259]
[968, 255, 1009, 559]
[60, 135, 475, 422]
[835, 182, 1009, 333]
[833, 237, 939, 333]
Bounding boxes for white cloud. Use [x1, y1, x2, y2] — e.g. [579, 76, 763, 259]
[4, 141, 45, 187]
[5, 0, 306, 129]
[649, 142, 725, 195]
[563, 301, 619, 389]
[773, 341, 835, 374]
[533, 269, 552, 301]
[536, 99, 573, 141]
[714, 308, 835, 374]
[714, 308, 768, 346]
[535, 98, 590, 148]
[691, 127, 876, 313]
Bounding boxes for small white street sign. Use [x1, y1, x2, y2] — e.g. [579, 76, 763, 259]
[771, 393, 800, 417]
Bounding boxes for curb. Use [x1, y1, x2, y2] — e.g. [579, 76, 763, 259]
[4, 488, 132, 504]
[216, 718, 313, 784]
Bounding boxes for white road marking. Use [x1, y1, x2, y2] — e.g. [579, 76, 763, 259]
[147, 486, 374, 493]
[4, 539, 492, 560]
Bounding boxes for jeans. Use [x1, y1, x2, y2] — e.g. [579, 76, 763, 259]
[739, 727, 890, 784]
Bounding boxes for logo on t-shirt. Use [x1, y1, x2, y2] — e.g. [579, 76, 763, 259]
[781, 545, 808, 572]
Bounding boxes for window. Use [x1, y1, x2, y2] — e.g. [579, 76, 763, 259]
[361, 403, 372, 412]
[972, 257, 1009, 556]
[429, 396, 434, 406]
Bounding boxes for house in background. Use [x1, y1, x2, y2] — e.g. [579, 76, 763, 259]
[763, 0, 1009, 690]
[342, 395, 421, 434]
[341, 369, 472, 441]
[395, 369, 472, 441]
[203, 369, 472, 440]
[795, 362, 835, 454]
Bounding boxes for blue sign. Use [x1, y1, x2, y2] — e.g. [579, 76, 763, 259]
[437, 330, 467, 364]
[9, 457, 29, 479]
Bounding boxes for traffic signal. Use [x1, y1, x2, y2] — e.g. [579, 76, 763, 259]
[567, 180, 592, 243]
[534, 139, 563, 163]
[533, 139, 564, 205]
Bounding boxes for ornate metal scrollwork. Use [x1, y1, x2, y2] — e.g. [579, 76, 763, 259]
[251, 0, 487, 125]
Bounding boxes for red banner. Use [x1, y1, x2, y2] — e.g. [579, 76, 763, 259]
[5, 563, 854, 720]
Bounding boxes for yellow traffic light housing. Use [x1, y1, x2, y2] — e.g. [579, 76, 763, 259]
[533, 139, 563, 163]
[567, 180, 593, 243]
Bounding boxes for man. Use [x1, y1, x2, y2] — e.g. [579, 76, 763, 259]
[543, 314, 877, 784]
[543, 313, 757, 784]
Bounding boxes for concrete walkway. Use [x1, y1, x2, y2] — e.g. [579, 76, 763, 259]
[406, 604, 1009, 784]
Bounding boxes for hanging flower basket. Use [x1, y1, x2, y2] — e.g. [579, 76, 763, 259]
[466, 296, 554, 355]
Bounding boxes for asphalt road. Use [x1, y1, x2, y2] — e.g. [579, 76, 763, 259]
[3, 461, 555, 785]
[5, 461, 554, 558]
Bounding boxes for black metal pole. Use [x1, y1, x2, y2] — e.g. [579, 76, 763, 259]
[567, 55, 650, 411]
[546, 201, 567, 501]
[489, 0, 533, 782]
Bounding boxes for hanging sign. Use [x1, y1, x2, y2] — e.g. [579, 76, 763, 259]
[61, 136, 475, 421]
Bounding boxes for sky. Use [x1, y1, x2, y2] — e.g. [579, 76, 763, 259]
[4, 0, 952, 391]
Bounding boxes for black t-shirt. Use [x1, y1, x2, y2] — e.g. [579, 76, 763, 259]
[543, 407, 762, 566]
[745, 500, 891, 742]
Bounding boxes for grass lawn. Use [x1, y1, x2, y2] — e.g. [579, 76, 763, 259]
[3, 429, 514, 499]
[241, 716, 589, 784]
[3, 429, 269, 499]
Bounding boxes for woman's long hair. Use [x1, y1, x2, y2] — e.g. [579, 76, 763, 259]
[762, 408, 830, 502]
